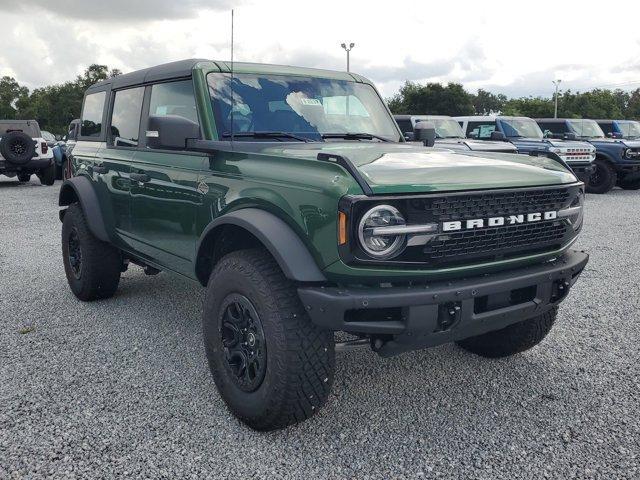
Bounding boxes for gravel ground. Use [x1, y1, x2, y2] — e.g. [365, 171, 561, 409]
[0, 176, 638, 479]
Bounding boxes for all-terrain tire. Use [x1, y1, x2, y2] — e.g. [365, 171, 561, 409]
[38, 162, 56, 186]
[618, 176, 640, 190]
[17, 173, 31, 183]
[586, 159, 617, 194]
[203, 248, 335, 431]
[62, 203, 121, 301]
[456, 307, 558, 358]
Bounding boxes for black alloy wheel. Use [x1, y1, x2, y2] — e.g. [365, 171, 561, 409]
[67, 227, 82, 279]
[219, 293, 267, 392]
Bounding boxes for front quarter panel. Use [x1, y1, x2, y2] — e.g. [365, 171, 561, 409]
[197, 148, 360, 271]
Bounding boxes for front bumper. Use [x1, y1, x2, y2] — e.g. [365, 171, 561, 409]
[298, 249, 588, 356]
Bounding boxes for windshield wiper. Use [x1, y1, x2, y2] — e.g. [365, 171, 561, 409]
[221, 131, 310, 142]
[321, 132, 391, 142]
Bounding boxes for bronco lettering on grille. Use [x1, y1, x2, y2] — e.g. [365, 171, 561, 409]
[442, 211, 558, 232]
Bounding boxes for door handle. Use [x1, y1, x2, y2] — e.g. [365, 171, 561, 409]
[130, 172, 150, 183]
[93, 165, 108, 174]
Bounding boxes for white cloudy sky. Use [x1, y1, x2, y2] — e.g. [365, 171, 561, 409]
[1, 0, 640, 99]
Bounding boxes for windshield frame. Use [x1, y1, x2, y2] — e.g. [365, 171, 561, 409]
[426, 118, 465, 139]
[567, 119, 605, 139]
[616, 120, 640, 139]
[498, 117, 544, 139]
[206, 72, 402, 143]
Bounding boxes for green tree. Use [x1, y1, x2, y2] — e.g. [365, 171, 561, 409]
[387, 81, 475, 116]
[472, 89, 507, 115]
[502, 97, 554, 118]
[0, 76, 29, 119]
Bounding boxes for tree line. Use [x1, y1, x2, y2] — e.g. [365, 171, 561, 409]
[2, 66, 640, 135]
[0, 65, 121, 135]
[387, 81, 640, 120]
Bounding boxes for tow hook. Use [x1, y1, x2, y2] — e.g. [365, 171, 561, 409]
[437, 302, 462, 331]
[551, 280, 571, 303]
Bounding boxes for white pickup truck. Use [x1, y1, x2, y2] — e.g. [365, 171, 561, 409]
[0, 120, 56, 185]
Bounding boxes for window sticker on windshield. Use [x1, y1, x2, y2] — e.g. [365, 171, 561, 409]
[300, 98, 322, 106]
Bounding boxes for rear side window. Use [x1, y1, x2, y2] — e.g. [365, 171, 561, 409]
[149, 80, 199, 125]
[81, 91, 106, 137]
[110, 87, 144, 147]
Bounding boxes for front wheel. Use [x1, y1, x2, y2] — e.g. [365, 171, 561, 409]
[456, 307, 557, 358]
[618, 176, 640, 190]
[203, 249, 335, 431]
[586, 160, 616, 194]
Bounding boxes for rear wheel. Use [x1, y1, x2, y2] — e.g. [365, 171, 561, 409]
[456, 307, 557, 358]
[618, 176, 640, 190]
[203, 248, 335, 431]
[62, 204, 121, 301]
[586, 159, 616, 194]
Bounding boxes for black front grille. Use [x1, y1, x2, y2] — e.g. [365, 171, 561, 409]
[344, 185, 582, 267]
[424, 220, 568, 266]
[407, 187, 571, 223]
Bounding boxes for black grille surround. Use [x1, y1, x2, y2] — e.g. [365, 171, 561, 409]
[339, 183, 583, 268]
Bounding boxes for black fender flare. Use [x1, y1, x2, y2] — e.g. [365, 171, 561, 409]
[196, 208, 327, 283]
[58, 176, 109, 242]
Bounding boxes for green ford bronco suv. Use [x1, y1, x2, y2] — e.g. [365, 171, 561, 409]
[59, 59, 588, 430]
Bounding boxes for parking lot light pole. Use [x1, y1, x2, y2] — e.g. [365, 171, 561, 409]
[553, 79, 562, 118]
[341, 42, 355, 72]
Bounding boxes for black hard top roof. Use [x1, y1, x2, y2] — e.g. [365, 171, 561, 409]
[87, 58, 212, 91]
[535, 118, 569, 122]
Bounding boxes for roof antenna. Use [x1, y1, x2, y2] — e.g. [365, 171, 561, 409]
[230, 8, 234, 150]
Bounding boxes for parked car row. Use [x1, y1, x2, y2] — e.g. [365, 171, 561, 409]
[395, 114, 640, 194]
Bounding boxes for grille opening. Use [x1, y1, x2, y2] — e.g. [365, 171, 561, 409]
[474, 285, 537, 314]
[344, 307, 403, 323]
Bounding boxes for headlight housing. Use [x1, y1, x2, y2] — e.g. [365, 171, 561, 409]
[357, 205, 407, 259]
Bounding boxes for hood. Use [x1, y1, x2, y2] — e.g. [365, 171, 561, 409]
[546, 139, 594, 149]
[581, 137, 640, 148]
[259, 142, 576, 194]
[437, 137, 517, 152]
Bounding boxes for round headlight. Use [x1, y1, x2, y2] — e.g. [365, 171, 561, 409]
[624, 148, 632, 158]
[358, 205, 406, 259]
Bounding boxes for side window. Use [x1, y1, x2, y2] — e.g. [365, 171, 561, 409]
[80, 91, 106, 137]
[539, 122, 565, 135]
[395, 119, 413, 134]
[110, 87, 144, 147]
[149, 80, 199, 125]
[467, 121, 496, 139]
[599, 122, 613, 136]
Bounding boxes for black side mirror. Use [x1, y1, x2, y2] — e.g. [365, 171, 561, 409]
[414, 121, 436, 147]
[490, 131, 506, 141]
[563, 132, 577, 141]
[146, 115, 200, 150]
[404, 132, 415, 141]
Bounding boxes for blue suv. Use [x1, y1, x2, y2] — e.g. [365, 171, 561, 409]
[537, 118, 640, 193]
[454, 116, 596, 185]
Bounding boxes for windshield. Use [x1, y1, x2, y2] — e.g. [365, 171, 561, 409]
[499, 118, 543, 139]
[568, 119, 605, 138]
[430, 118, 465, 138]
[207, 73, 401, 141]
[42, 131, 55, 142]
[616, 120, 640, 139]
